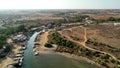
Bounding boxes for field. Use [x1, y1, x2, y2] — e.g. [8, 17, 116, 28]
[61, 24, 120, 48]
[60, 24, 120, 60]
[61, 26, 85, 43]
[86, 25, 120, 48]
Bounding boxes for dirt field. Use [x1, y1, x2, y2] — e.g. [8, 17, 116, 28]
[86, 25, 120, 48]
[62, 26, 85, 43]
[60, 25, 120, 67]
[84, 13, 120, 20]
[61, 25, 120, 60]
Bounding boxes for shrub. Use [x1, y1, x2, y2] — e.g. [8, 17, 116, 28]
[109, 58, 116, 63]
[72, 36, 80, 41]
[48, 31, 76, 48]
[96, 59, 104, 65]
[100, 54, 110, 59]
[0, 53, 6, 58]
[44, 43, 53, 48]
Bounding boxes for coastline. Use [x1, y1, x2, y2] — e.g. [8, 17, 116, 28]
[0, 44, 21, 68]
[33, 30, 105, 68]
[56, 52, 104, 68]
[34, 44, 104, 68]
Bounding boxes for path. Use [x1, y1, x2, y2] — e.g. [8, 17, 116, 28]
[39, 31, 49, 46]
[60, 26, 119, 61]
[36, 31, 57, 53]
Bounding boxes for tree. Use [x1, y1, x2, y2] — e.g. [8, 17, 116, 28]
[15, 25, 27, 32]
[101, 54, 110, 59]
[107, 17, 116, 21]
[0, 35, 7, 49]
[44, 43, 53, 48]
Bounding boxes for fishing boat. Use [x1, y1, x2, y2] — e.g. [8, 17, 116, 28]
[34, 52, 39, 56]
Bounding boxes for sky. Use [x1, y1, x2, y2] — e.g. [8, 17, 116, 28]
[0, 0, 120, 9]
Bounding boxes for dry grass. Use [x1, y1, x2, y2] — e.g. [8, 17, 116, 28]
[62, 26, 85, 43]
[86, 25, 120, 48]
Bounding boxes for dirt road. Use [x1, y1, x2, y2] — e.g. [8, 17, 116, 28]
[60, 26, 118, 61]
[39, 31, 49, 46]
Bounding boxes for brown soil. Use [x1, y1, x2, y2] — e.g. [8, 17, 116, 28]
[60, 26, 118, 61]
[86, 25, 120, 48]
[35, 31, 57, 53]
[85, 25, 120, 59]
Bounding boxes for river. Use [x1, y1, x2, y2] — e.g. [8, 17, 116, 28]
[22, 32, 99, 68]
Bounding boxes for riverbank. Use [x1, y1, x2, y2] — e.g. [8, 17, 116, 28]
[35, 45, 104, 68]
[34, 30, 104, 68]
[57, 52, 105, 68]
[0, 44, 21, 68]
[0, 31, 33, 68]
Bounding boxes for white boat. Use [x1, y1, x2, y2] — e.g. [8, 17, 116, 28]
[34, 52, 39, 56]
[19, 62, 23, 66]
[19, 59, 23, 63]
[22, 46, 27, 50]
[19, 57, 24, 62]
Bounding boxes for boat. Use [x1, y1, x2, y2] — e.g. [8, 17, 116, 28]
[17, 51, 24, 54]
[18, 62, 23, 66]
[19, 59, 23, 63]
[15, 54, 23, 57]
[34, 42, 40, 45]
[34, 52, 39, 56]
[22, 46, 27, 50]
[19, 57, 24, 63]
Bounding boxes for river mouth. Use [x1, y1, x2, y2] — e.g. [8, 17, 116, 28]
[21, 32, 100, 68]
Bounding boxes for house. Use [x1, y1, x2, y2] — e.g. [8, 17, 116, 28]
[11, 34, 27, 42]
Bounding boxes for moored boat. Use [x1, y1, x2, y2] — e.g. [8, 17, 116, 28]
[34, 52, 39, 56]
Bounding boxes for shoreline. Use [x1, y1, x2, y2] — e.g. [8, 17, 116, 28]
[34, 30, 105, 68]
[0, 44, 20, 68]
[0, 42, 27, 68]
[34, 45, 104, 68]
[56, 52, 104, 68]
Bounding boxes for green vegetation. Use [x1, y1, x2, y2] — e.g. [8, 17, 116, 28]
[109, 58, 116, 63]
[0, 53, 6, 58]
[93, 17, 120, 24]
[15, 25, 28, 32]
[0, 25, 28, 58]
[48, 31, 120, 68]
[86, 38, 120, 53]
[48, 31, 76, 48]
[44, 43, 53, 48]
[15, 19, 42, 24]
[75, 15, 89, 22]
[107, 17, 120, 22]
[0, 35, 6, 49]
[51, 22, 61, 27]
[96, 59, 104, 65]
[0, 25, 27, 35]
[86, 39, 107, 46]
[0, 25, 27, 49]
[71, 36, 80, 41]
[0, 45, 11, 58]
[100, 54, 110, 59]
